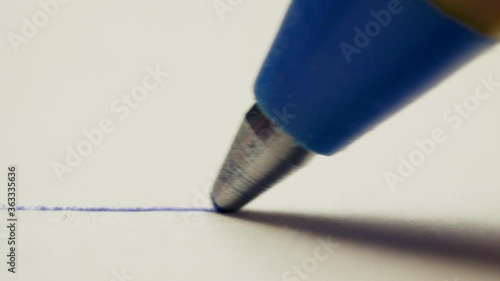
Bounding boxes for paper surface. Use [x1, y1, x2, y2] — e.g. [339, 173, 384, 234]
[1, 1, 500, 280]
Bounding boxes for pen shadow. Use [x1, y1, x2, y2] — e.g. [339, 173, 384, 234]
[229, 210, 500, 268]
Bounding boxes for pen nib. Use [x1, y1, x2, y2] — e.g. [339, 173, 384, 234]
[211, 104, 313, 212]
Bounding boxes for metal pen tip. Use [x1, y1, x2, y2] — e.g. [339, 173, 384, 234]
[211, 104, 313, 212]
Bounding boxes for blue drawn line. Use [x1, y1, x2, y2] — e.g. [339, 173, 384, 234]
[0, 205, 215, 213]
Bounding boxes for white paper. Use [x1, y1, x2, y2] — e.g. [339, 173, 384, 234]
[1, 1, 500, 280]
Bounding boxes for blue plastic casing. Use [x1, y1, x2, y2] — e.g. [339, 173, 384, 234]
[254, 0, 495, 155]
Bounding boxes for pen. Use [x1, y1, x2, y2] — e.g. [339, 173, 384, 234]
[211, 0, 500, 212]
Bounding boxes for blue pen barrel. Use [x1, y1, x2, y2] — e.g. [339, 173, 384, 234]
[254, 0, 494, 155]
